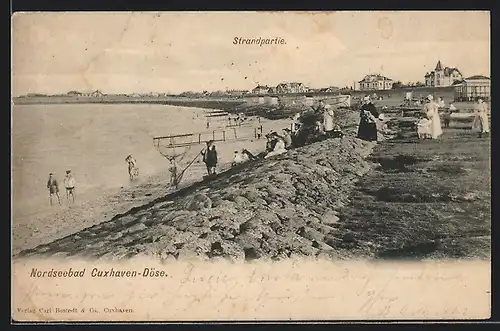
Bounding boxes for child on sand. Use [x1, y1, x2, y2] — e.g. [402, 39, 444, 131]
[47, 173, 61, 206]
[125, 154, 139, 180]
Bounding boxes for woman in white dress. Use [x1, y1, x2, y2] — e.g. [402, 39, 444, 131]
[471, 98, 490, 137]
[422, 95, 443, 139]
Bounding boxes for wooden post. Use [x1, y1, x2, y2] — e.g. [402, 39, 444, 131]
[213, 130, 215, 141]
[254, 128, 257, 139]
[198, 134, 201, 144]
[233, 128, 237, 139]
[223, 131, 226, 142]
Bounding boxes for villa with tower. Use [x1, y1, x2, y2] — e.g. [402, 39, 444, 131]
[424, 60, 463, 87]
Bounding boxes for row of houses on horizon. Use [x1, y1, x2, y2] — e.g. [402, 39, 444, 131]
[251, 60, 489, 93]
[17, 60, 489, 99]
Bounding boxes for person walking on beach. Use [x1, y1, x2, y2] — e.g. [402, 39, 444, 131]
[47, 173, 61, 206]
[422, 95, 443, 139]
[472, 97, 490, 138]
[125, 154, 139, 180]
[357, 96, 380, 142]
[64, 170, 76, 204]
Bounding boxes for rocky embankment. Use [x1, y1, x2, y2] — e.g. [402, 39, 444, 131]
[17, 111, 384, 262]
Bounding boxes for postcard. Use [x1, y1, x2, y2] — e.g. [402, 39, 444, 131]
[11, 11, 491, 322]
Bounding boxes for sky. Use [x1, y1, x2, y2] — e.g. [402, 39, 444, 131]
[11, 11, 490, 96]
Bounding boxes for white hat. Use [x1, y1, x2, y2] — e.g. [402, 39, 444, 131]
[426, 94, 433, 101]
[363, 96, 370, 101]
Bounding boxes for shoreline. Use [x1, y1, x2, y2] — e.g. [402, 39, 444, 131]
[12, 97, 309, 121]
[12, 113, 293, 255]
[15, 110, 377, 260]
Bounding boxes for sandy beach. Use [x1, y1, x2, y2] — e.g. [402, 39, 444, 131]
[12, 102, 293, 255]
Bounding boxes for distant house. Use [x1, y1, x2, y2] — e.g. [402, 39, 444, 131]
[80, 90, 104, 97]
[453, 75, 490, 102]
[226, 89, 249, 96]
[267, 86, 277, 94]
[307, 88, 321, 93]
[27, 93, 47, 97]
[319, 86, 340, 93]
[358, 74, 394, 91]
[67, 91, 82, 96]
[425, 60, 463, 87]
[252, 85, 270, 94]
[275, 82, 308, 94]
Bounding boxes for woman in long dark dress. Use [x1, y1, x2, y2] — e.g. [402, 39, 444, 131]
[357, 96, 380, 142]
[205, 145, 218, 175]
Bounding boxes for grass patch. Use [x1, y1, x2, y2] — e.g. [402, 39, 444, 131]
[334, 127, 490, 260]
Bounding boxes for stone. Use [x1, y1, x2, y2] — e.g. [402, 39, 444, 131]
[321, 210, 340, 225]
[126, 223, 147, 234]
[186, 193, 213, 211]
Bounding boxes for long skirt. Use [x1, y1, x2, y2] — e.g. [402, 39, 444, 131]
[472, 113, 489, 133]
[431, 115, 443, 139]
[357, 120, 378, 141]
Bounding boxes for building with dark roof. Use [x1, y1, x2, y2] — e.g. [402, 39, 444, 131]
[275, 82, 309, 94]
[358, 74, 394, 91]
[424, 60, 463, 87]
[251, 85, 270, 95]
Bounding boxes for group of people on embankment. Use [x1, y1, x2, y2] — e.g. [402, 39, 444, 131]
[198, 99, 346, 177]
[358, 93, 490, 143]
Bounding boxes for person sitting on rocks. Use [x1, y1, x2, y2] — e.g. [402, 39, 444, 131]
[265, 132, 278, 152]
[242, 148, 257, 161]
[231, 150, 244, 167]
[291, 113, 301, 133]
[264, 133, 287, 159]
[315, 120, 325, 135]
[282, 128, 293, 149]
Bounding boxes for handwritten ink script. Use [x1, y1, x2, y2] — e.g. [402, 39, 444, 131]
[12, 260, 490, 321]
